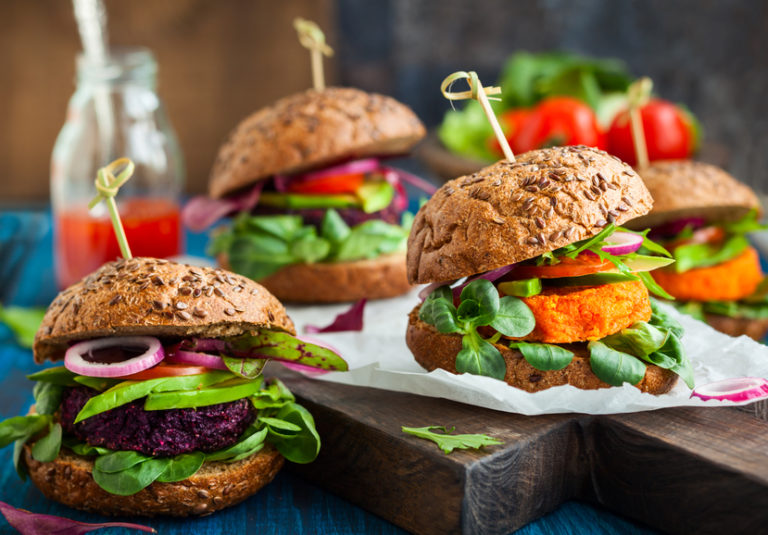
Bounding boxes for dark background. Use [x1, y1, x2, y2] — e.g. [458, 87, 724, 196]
[2, 0, 766, 199]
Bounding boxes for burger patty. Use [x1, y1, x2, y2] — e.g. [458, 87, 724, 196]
[652, 246, 762, 302]
[60, 387, 255, 457]
[511, 280, 652, 343]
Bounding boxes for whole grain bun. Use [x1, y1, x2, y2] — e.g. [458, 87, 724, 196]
[33, 257, 295, 363]
[23, 442, 283, 517]
[219, 251, 410, 303]
[627, 160, 760, 229]
[406, 306, 677, 394]
[407, 146, 653, 284]
[704, 314, 768, 342]
[209, 87, 426, 199]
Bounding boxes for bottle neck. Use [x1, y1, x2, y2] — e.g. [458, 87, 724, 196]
[76, 47, 157, 89]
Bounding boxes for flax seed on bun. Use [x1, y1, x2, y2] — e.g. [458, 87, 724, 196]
[407, 145, 653, 284]
[209, 87, 426, 199]
[627, 160, 760, 229]
[33, 257, 294, 363]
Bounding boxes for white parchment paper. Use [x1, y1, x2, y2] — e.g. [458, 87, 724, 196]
[286, 290, 768, 415]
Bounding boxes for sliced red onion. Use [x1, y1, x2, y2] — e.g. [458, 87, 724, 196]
[418, 281, 456, 301]
[65, 337, 165, 378]
[304, 299, 367, 333]
[691, 377, 768, 402]
[0, 500, 156, 534]
[181, 182, 264, 232]
[452, 264, 518, 300]
[165, 347, 228, 370]
[300, 158, 381, 181]
[601, 232, 644, 256]
[651, 217, 706, 238]
[382, 166, 438, 195]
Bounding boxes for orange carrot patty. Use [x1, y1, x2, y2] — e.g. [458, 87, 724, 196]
[652, 246, 762, 302]
[511, 280, 652, 343]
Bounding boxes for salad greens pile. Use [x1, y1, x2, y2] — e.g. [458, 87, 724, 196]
[419, 226, 693, 388]
[0, 369, 319, 496]
[210, 209, 413, 280]
[438, 51, 633, 161]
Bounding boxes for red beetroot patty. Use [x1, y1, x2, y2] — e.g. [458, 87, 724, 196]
[60, 387, 255, 457]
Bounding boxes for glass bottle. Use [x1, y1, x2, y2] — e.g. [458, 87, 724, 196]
[51, 47, 184, 289]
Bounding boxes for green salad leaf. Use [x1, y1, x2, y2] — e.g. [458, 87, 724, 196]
[0, 415, 50, 449]
[260, 402, 320, 464]
[456, 330, 506, 380]
[588, 341, 647, 387]
[32, 381, 64, 416]
[702, 299, 768, 320]
[402, 425, 503, 454]
[30, 423, 62, 463]
[156, 452, 206, 483]
[673, 235, 749, 273]
[211, 209, 411, 280]
[509, 342, 574, 371]
[0, 305, 45, 348]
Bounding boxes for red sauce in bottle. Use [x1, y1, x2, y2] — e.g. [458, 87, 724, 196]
[55, 197, 181, 289]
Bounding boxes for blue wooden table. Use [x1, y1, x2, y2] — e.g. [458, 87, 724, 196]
[0, 209, 657, 534]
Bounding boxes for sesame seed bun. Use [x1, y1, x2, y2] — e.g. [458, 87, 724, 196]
[406, 306, 677, 394]
[209, 87, 426, 199]
[218, 251, 411, 303]
[406, 146, 654, 284]
[23, 441, 284, 517]
[627, 160, 760, 229]
[33, 257, 295, 363]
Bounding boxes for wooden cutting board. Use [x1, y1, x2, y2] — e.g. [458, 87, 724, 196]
[273, 368, 768, 535]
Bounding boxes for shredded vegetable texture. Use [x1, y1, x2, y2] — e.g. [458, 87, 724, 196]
[401, 426, 503, 454]
[210, 209, 413, 280]
[438, 51, 633, 160]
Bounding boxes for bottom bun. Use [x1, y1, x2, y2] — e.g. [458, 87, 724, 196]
[24, 443, 284, 517]
[219, 252, 411, 303]
[705, 314, 768, 342]
[406, 306, 677, 394]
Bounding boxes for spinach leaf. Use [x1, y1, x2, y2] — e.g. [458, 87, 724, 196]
[490, 296, 535, 337]
[32, 381, 64, 415]
[456, 331, 506, 380]
[0, 415, 50, 448]
[205, 426, 268, 462]
[320, 209, 351, 244]
[458, 279, 499, 326]
[510, 342, 574, 371]
[13, 439, 28, 480]
[649, 334, 695, 389]
[588, 341, 646, 387]
[649, 299, 685, 338]
[227, 234, 295, 280]
[144, 379, 263, 411]
[600, 322, 669, 358]
[30, 423, 61, 463]
[63, 438, 111, 457]
[27, 366, 78, 386]
[156, 452, 206, 483]
[258, 417, 302, 433]
[264, 403, 321, 464]
[250, 378, 295, 410]
[334, 220, 408, 262]
[419, 297, 459, 333]
[222, 356, 266, 380]
[92, 458, 170, 496]
[227, 330, 348, 371]
[94, 450, 151, 473]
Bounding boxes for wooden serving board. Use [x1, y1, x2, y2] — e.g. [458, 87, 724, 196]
[273, 368, 768, 535]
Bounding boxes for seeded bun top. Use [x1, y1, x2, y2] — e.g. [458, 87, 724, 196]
[209, 87, 426, 199]
[34, 257, 295, 363]
[626, 160, 761, 229]
[407, 146, 653, 284]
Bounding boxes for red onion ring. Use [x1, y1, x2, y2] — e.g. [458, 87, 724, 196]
[691, 377, 768, 402]
[650, 217, 706, 238]
[601, 232, 644, 256]
[451, 264, 518, 300]
[165, 347, 228, 370]
[65, 337, 164, 378]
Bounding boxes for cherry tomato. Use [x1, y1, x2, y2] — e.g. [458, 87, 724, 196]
[286, 173, 365, 195]
[506, 254, 614, 279]
[607, 99, 696, 165]
[489, 109, 532, 157]
[118, 363, 210, 381]
[512, 97, 606, 153]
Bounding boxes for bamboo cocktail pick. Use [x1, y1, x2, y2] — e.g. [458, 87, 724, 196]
[627, 77, 653, 171]
[441, 71, 514, 163]
[293, 18, 334, 91]
[88, 157, 135, 259]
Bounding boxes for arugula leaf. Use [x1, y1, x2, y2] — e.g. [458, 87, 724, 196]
[673, 235, 749, 273]
[0, 305, 45, 348]
[401, 425, 503, 454]
[721, 209, 766, 235]
[636, 271, 674, 300]
[588, 341, 647, 387]
[30, 423, 61, 463]
[510, 342, 574, 371]
[456, 331, 506, 380]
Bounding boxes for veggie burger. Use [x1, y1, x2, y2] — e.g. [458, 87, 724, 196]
[0, 257, 346, 516]
[628, 160, 767, 340]
[406, 145, 693, 393]
[183, 87, 428, 303]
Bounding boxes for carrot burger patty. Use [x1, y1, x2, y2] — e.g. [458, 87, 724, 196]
[504, 280, 651, 343]
[652, 246, 762, 302]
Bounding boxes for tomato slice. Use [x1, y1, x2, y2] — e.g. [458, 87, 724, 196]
[506, 254, 615, 279]
[118, 363, 210, 381]
[286, 173, 365, 195]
